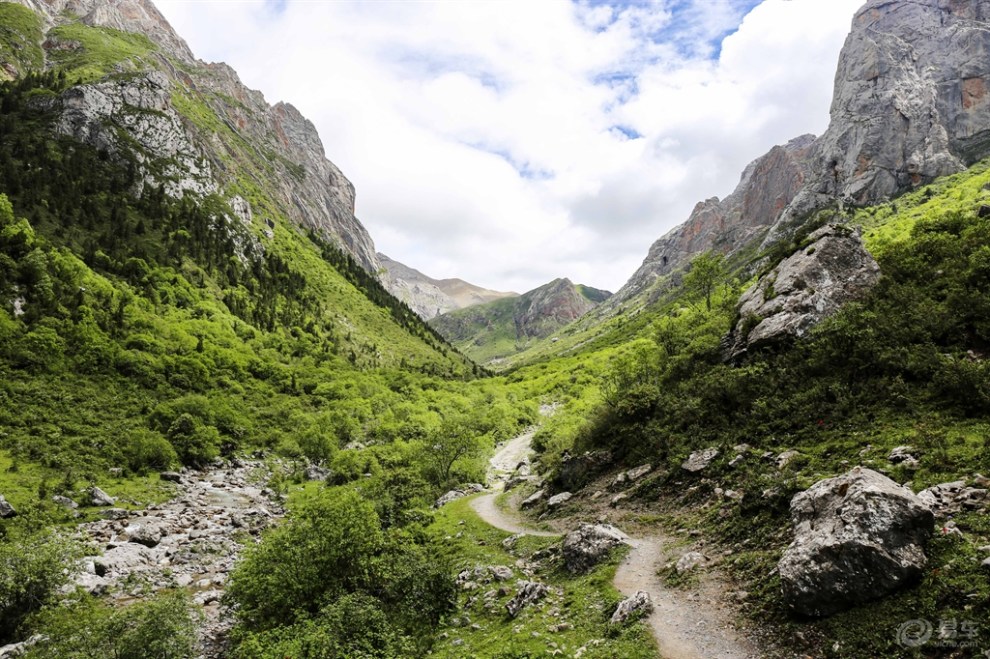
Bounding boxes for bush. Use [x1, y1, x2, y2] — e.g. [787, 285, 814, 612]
[123, 430, 178, 474]
[0, 531, 77, 643]
[27, 591, 196, 659]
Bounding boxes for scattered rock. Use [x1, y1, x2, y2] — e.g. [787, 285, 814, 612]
[0, 635, 43, 658]
[675, 551, 707, 573]
[520, 489, 546, 509]
[506, 581, 550, 618]
[51, 495, 78, 509]
[562, 523, 629, 573]
[86, 486, 116, 507]
[160, 471, 182, 483]
[434, 484, 485, 509]
[610, 591, 654, 625]
[681, 448, 719, 473]
[502, 533, 524, 550]
[490, 566, 514, 581]
[917, 480, 989, 518]
[546, 492, 573, 509]
[304, 464, 329, 481]
[610, 493, 628, 507]
[626, 463, 652, 482]
[775, 450, 801, 470]
[0, 495, 16, 519]
[887, 446, 920, 469]
[554, 450, 612, 492]
[121, 517, 171, 548]
[778, 467, 935, 617]
[729, 454, 745, 468]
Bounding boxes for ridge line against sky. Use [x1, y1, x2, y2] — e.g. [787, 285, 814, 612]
[153, 0, 865, 293]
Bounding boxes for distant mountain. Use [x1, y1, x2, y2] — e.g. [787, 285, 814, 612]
[430, 278, 611, 365]
[377, 253, 517, 320]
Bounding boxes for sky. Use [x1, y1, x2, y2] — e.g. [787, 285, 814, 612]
[153, 0, 866, 294]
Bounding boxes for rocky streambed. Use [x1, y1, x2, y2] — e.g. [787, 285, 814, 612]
[69, 460, 284, 658]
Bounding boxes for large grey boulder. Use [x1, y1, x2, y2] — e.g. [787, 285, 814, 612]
[86, 486, 116, 507]
[562, 523, 629, 573]
[726, 225, 880, 359]
[778, 467, 935, 617]
[681, 448, 719, 473]
[0, 495, 16, 518]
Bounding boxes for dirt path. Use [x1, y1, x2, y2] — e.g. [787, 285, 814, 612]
[471, 432, 758, 659]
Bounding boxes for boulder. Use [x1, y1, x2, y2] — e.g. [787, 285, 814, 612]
[626, 463, 652, 481]
[520, 489, 545, 509]
[681, 448, 719, 473]
[726, 225, 881, 359]
[506, 580, 550, 618]
[562, 523, 629, 573]
[554, 450, 612, 492]
[610, 591, 654, 625]
[778, 467, 935, 617]
[546, 492, 573, 509]
[121, 517, 171, 548]
[0, 495, 16, 519]
[52, 495, 78, 509]
[434, 484, 485, 508]
[87, 486, 116, 507]
[776, 450, 801, 470]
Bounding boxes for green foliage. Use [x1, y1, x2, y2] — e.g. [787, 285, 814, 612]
[0, 4, 44, 78]
[45, 23, 155, 83]
[26, 591, 197, 659]
[681, 250, 726, 311]
[0, 531, 77, 643]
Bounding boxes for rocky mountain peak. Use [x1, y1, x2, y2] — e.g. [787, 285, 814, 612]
[14, 0, 195, 62]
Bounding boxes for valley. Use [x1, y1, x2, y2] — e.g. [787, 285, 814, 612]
[0, 0, 989, 658]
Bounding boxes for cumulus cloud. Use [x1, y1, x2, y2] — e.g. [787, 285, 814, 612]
[153, 0, 865, 293]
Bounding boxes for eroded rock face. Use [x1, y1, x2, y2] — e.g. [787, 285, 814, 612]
[726, 225, 881, 359]
[561, 523, 629, 574]
[778, 467, 934, 617]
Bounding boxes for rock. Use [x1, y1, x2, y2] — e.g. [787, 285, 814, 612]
[728, 454, 745, 468]
[86, 486, 116, 507]
[610, 591, 654, 625]
[776, 450, 801, 470]
[490, 566, 514, 581]
[681, 448, 719, 473]
[304, 465, 329, 481]
[434, 486, 482, 508]
[100, 508, 130, 520]
[917, 480, 989, 518]
[610, 493, 628, 507]
[506, 581, 550, 618]
[675, 551, 707, 573]
[0, 635, 43, 658]
[778, 467, 935, 617]
[887, 446, 920, 469]
[0, 495, 16, 519]
[52, 495, 78, 509]
[520, 489, 545, 509]
[726, 225, 881, 359]
[553, 450, 613, 492]
[626, 463, 652, 482]
[160, 471, 182, 483]
[546, 492, 573, 509]
[562, 523, 629, 573]
[502, 533, 524, 550]
[982, 557, 990, 569]
[121, 517, 171, 548]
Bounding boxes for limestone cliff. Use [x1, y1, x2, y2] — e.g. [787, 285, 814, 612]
[5, 0, 381, 274]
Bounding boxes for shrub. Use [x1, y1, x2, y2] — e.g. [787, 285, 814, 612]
[0, 531, 77, 643]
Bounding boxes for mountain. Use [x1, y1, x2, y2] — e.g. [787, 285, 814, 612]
[377, 253, 517, 320]
[611, 0, 990, 307]
[430, 278, 611, 365]
[3, 0, 381, 274]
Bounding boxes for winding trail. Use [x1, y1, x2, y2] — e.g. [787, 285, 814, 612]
[471, 432, 758, 659]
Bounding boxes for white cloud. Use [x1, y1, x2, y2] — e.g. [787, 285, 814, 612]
[153, 0, 865, 293]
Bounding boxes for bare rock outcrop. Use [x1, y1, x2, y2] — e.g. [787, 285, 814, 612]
[778, 467, 935, 617]
[725, 224, 881, 359]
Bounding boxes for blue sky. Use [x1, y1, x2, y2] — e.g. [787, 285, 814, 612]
[154, 0, 865, 293]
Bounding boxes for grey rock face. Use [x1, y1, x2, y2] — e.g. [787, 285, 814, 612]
[506, 580, 550, 618]
[0, 494, 16, 518]
[610, 591, 654, 625]
[726, 225, 881, 359]
[768, 0, 990, 243]
[778, 467, 935, 617]
[561, 523, 629, 574]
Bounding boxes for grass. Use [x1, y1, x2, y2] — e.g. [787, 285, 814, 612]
[46, 23, 156, 83]
[0, 3, 43, 79]
[429, 496, 657, 658]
